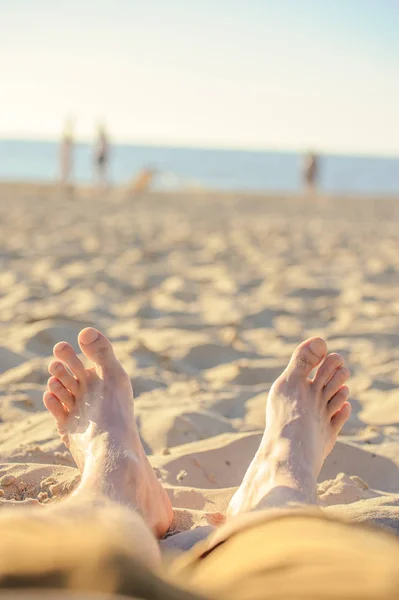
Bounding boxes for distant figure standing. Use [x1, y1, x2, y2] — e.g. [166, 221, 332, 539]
[60, 119, 74, 189]
[303, 151, 318, 193]
[94, 124, 109, 189]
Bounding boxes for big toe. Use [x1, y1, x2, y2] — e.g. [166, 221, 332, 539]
[285, 337, 327, 380]
[78, 328, 117, 367]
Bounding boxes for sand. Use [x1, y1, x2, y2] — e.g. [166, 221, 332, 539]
[1, 183, 399, 549]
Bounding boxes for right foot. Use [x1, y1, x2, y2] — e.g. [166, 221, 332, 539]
[228, 338, 351, 515]
[43, 327, 173, 538]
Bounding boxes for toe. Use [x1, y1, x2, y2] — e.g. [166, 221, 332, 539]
[53, 342, 86, 382]
[43, 391, 68, 424]
[324, 367, 350, 400]
[78, 327, 117, 367]
[48, 361, 80, 395]
[327, 386, 350, 418]
[48, 377, 75, 411]
[313, 353, 344, 390]
[285, 337, 327, 379]
[331, 401, 351, 433]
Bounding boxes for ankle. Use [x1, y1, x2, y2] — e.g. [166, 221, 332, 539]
[255, 473, 317, 508]
[237, 439, 318, 511]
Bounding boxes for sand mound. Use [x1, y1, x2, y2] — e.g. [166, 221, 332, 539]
[16, 319, 88, 356]
[0, 348, 26, 374]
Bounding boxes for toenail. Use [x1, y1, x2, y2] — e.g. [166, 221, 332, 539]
[309, 338, 326, 357]
[81, 328, 99, 344]
[55, 342, 68, 351]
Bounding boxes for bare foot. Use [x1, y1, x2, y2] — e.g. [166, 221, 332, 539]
[43, 327, 173, 537]
[228, 337, 351, 515]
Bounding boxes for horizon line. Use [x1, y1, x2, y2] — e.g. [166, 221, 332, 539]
[1, 134, 399, 160]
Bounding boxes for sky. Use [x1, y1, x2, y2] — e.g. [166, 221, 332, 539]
[1, 0, 399, 155]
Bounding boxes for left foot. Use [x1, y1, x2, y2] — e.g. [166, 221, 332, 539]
[43, 327, 173, 537]
[228, 338, 351, 515]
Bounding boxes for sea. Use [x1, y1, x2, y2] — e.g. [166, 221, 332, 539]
[1, 139, 399, 195]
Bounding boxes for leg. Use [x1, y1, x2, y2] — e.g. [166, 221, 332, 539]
[0, 487, 182, 596]
[228, 337, 350, 515]
[0, 329, 194, 597]
[170, 340, 385, 600]
[44, 327, 173, 538]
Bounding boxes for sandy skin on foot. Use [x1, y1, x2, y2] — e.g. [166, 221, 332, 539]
[43, 327, 173, 538]
[228, 337, 351, 515]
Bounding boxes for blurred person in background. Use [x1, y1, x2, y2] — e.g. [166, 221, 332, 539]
[94, 123, 110, 189]
[303, 150, 318, 194]
[60, 118, 74, 190]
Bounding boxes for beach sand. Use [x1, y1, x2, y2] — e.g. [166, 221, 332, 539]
[1, 183, 399, 549]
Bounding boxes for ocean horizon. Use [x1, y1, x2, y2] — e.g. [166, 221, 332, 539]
[1, 138, 399, 195]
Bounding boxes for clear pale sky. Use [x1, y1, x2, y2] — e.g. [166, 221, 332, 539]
[1, 0, 398, 154]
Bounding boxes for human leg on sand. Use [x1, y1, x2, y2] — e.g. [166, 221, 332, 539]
[167, 336, 352, 559]
[43, 327, 173, 567]
[169, 340, 399, 600]
[165, 336, 353, 595]
[228, 336, 351, 515]
[44, 327, 173, 538]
